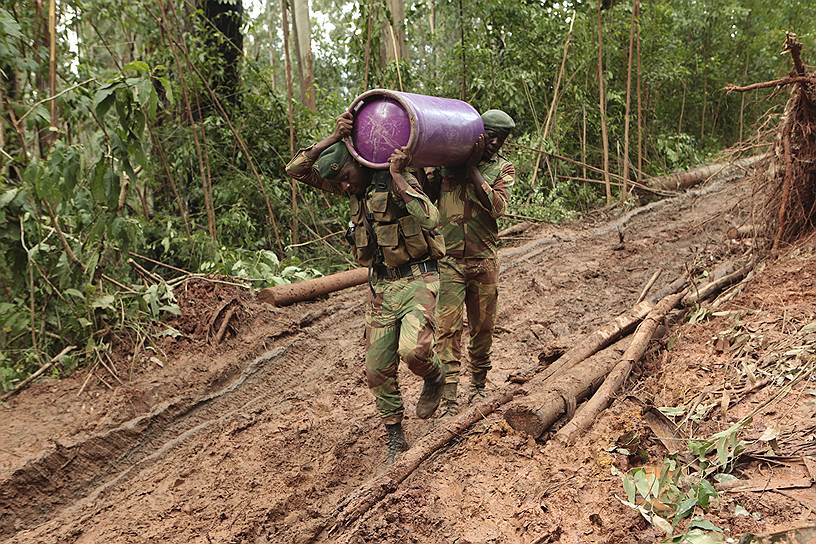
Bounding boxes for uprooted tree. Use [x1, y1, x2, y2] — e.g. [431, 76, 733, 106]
[728, 32, 816, 252]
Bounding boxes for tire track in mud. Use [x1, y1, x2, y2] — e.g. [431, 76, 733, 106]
[0, 302, 359, 539]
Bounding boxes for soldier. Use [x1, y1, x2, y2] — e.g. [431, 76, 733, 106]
[285, 112, 447, 464]
[423, 109, 516, 416]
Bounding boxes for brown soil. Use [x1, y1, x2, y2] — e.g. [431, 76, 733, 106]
[1, 171, 813, 544]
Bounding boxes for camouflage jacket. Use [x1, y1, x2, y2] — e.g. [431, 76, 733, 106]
[424, 155, 515, 260]
[285, 147, 443, 268]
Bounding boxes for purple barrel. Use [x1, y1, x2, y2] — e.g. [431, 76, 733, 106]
[345, 89, 484, 169]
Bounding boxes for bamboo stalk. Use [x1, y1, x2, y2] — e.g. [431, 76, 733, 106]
[620, 0, 638, 199]
[281, 0, 299, 245]
[596, 1, 612, 203]
[530, 13, 575, 188]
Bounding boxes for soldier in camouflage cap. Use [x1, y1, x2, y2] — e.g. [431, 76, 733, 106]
[422, 108, 516, 416]
[285, 112, 447, 464]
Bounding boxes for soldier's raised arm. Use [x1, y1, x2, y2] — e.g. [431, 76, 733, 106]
[284, 112, 354, 195]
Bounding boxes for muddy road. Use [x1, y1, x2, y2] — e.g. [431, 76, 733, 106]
[1, 173, 755, 543]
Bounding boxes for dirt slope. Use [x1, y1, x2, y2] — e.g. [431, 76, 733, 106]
[3, 171, 796, 544]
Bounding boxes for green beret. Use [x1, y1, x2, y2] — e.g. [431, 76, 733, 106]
[315, 142, 352, 179]
[481, 109, 515, 133]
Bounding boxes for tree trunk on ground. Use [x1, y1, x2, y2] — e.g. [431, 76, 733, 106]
[504, 339, 628, 439]
[293, 0, 315, 109]
[596, 1, 612, 203]
[645, 154, 767, 192]
[555, 292, 685, 444]
[258, 268, 368, 307]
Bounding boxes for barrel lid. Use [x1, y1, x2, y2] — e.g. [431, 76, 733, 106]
[345, 90, 416, 170]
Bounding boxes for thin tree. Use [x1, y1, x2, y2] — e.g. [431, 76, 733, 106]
[596, 0, 612, 203]
[293, 0, 314, 109]
[636, 7, 643, 178]
[281, 0, 298, 244]
[530, 13, 575, 188]
[48, 0, 57, 143]
[620, 0, 639, 199]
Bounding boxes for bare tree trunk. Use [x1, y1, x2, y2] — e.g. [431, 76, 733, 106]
[530, 14, 575, 188]
[636, 14, 643, 179]
[701, 77, 707, 142]
[288, 0, 306, 107]
[459, 0, 466, 100]
[362, 3, 373, 91]
[596, 1, 612, 204]
[267, 1, 279, 91]
[581, 104, 587, 180]
[48, 0, 57, 142]
[621, 0, 638, 200]
[281, 0, 298, 244]
[383, 0, 406, 62]
[292, 0, 316, 109]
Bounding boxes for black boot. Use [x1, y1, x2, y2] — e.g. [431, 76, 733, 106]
[416, 372, 446, 419]
[385, 423, 409, 465]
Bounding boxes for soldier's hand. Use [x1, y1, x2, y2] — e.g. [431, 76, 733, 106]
[332, 111, 354, 140]
[466, 133, 486, 170]
[388, 146, 411, 175]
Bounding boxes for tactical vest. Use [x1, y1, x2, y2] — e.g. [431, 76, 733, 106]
[348, 172, 445, 268]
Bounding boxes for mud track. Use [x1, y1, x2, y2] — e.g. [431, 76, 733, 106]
[0, 173, 753, 543]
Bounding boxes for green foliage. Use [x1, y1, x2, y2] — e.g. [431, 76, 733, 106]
[614, 422, 747, 542]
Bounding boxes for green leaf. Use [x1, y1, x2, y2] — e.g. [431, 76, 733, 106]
[0, 188, 19, 208]
[123, 60, 150, 74]
[688, 518, 721, 532]
[94, 86, 117, 118]
[64, 288, 84, 300]
[674, 496, 698, 523]
[92, 294, 115, 310]
[659, 406, 685, 418]
[623, 474, 636, 503]
[695, 479, 717, 508]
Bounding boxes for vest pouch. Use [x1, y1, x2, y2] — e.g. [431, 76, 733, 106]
[368, 191, 391, 222]
[424, 229, 447, 260]
[352, 225, 376, 267]
[374, 222, 410, 268]
[399, 216, 430, 260]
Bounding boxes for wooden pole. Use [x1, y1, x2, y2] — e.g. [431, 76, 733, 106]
[596, 1, 612, 203]
[620, 0, 639, 200]
[281, 0, 299, 245]
[530, 13, 575, 188]
[48, 0, 57, 143]
[636, 11, 643, 179]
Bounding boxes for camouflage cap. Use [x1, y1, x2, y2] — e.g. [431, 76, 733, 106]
[315, 142, 352, 179]
[481, 109, 515, 133]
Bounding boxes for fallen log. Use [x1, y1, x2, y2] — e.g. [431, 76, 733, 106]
[726, 224, 755, 239]
[258, 267, 368, 307]
[504, 339, 629, 439]
[554, 292, 685, 445]
[326, 388, 518, 536]
[499, 221, 534, 238]
[645, 154, 767, 192]
[682, 261, 754, 307]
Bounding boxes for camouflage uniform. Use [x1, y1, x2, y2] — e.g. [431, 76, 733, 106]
[286, 146, 445, 424]
[426, 149, 515, 401]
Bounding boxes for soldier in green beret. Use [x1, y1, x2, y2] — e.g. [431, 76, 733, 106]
[422, 109, 516, 416]
[285, 112, 447, 464]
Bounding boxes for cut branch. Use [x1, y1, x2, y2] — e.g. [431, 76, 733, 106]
[554, 292, 685, 444]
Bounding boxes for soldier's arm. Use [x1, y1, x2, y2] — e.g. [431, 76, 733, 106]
[389, 148, 440, 230]
[284, 112, 353, 195]
[467, 161, 515, 219]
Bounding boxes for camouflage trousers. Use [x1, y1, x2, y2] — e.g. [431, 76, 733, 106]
[436, 257, 499, 385]
[365, 269, 443, 424]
